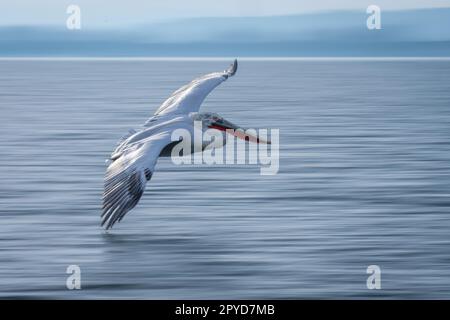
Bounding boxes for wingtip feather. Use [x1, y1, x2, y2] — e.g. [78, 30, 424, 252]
[228, 59, 238, 76]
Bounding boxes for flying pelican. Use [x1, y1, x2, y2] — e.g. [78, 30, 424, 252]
[102, 60, 267, 229]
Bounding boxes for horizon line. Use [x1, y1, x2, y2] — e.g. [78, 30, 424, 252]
[1, 57, 450, 62]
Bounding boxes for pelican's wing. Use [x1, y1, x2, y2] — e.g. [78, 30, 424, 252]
[153, 59, 237, 117]
[102, 131, 172, 229]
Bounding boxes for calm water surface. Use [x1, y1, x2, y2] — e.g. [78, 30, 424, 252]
[0, 60, 450, 298]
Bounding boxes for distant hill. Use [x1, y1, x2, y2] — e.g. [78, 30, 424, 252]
[1, 8, 450, 56]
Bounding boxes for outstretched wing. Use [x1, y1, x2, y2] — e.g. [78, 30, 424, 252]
[102, 132, 172, 229]
[153, 59, 237, 117]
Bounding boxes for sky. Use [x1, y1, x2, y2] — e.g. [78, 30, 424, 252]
[1, 0, 450, 27]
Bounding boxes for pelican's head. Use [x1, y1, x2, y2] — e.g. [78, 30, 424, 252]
[191, 112, 270, 144]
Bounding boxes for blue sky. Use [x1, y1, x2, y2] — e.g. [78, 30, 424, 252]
[1, 0, 450, 26]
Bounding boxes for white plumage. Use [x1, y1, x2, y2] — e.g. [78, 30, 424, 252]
[102, 60, 238, 229]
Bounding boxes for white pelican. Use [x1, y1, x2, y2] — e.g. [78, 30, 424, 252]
[102, 60, 267, 229]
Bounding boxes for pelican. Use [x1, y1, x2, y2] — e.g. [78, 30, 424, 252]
[102, 60, 267, 229]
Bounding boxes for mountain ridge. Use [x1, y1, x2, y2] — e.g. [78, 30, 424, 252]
[1, 8, 450, 56]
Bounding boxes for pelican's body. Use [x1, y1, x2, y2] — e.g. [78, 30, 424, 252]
[102, 60, 265, 229]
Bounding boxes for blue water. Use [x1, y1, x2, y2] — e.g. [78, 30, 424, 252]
[1, 59, 450, 299]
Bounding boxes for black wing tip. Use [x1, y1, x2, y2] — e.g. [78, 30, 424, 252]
[229, 59, 238, 76]
[101, 168, 150, 230]
[225, 59, 237, 77]
[101, 208, 123, 230]
[100, 207, 114, 229]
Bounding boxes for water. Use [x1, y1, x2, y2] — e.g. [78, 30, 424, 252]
[1, 59, 450, 299]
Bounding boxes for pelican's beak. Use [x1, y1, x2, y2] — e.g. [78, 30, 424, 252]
[208, 119, 271, 144]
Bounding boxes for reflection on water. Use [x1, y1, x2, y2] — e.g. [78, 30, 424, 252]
[1, 60, 450, 298]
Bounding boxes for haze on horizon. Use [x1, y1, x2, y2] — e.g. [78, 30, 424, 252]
[1, 0, 450, 27]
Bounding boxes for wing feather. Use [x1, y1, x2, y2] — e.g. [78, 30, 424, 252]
[153, 59, 237, 117]
[102, 132, 172, 229]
